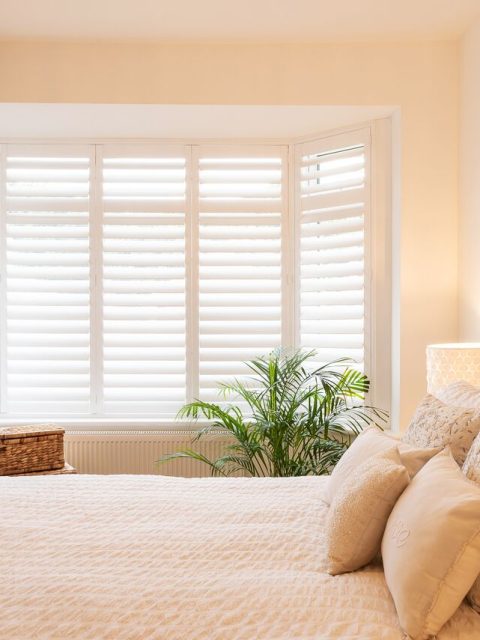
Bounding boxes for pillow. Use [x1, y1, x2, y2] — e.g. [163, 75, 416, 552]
[435, 380, 480, 409]
[464, 432, 480, 485]
[325, 446, 409, 575]
[462, 433, 480, 612]
[402, 394, 480, 465]
[467, 575, 480, 614]
[437, 382, 480, 612]
[382, 449, 480, 640]
[326, 426, 440, 504]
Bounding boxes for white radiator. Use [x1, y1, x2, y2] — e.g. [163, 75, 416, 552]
[64, 431, 233, 476]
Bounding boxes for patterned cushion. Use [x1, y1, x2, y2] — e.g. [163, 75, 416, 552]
[325, 447, 409, 575]
[432, 381, 480, 612]
[463, 433, 480, 485]
[461, 433, 480, 612]
[435, 380, 480, 410]
[402, 394, 480, 465]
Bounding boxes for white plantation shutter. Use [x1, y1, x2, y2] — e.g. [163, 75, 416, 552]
[0, 126, 384, 419]
[296, 130, 370, 372]
[1, 145, 92, 414]
[196, 146, 286, 402]
[101, 145, 187, 416]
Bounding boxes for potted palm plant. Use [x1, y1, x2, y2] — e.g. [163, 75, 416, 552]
[159, 349, 386, 477]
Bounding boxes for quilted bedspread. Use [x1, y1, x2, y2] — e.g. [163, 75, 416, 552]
[1, 474, 480, 640]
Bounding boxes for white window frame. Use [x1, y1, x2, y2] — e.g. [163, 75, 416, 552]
[0, 119, 392, 429]
[292, 120, 392, 412]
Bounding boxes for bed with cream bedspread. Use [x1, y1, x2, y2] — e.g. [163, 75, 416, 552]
[1, 474, 479, 639]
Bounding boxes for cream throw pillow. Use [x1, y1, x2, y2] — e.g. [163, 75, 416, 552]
[402, 394, 480, 465]
[432, 381, 480, 612]
[326, 427, 440, 504]
[463, 432, 480, 485]
[382, 449, 480, 640]
[434, 382, 480, 612]
[462, 433, 480, 612]
[325, 447, 409, 575]
[467, 576, 480, 614]
[435, 380, 480, 409]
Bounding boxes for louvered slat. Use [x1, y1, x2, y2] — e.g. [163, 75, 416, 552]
[101, 146, 187, 416]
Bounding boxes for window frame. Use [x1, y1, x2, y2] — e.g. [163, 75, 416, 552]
[0, 119, 392, 429]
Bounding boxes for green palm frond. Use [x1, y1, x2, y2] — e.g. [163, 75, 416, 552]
[157, 349, 387, 477]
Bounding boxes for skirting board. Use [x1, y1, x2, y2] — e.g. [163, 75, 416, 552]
[64, 430, 233, 476]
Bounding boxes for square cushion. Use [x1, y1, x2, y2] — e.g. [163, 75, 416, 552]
[435, 380, 480, 410]
[402, 394, 480, 465]
[462, 433, 480, 612]
[463, 432, 480, 485]
[382, 449, 480, 639]
[432, 380, 480, 611]
[326, 426, 440, 505]
[325, 446, 409, 575]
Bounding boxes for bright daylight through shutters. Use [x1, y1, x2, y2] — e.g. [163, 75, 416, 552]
[0, 130, 372, 419]
[197, 147, 285, 404]
[297, 134, 368, 373]
[3, 146, 91, 415]
[101, 146, 187, 416]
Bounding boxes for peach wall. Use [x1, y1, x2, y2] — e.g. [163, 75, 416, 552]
[459, 18, 480, 340]
[0, 40, 459, 426]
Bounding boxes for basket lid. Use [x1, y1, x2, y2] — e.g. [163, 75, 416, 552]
[0, 424, 65, 439]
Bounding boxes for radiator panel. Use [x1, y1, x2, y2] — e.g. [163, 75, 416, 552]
[64, 431, 232, 476]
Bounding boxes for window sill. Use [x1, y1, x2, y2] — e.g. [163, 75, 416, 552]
[0, 417, 210, 433]
[0, 417, 392, 437]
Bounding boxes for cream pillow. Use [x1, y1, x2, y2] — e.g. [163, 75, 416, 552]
[435, 382, 480, 612]
[464, 432, 480, 485]
[325, 446, 409, 575]
[402, 394, 480, 465]
[462, 433, 480, 612]
[436, 382, 480, 612]
[435, 380, 480, 409]
[326, 426, 440, 504]
[467, 576, 480, 614]
[382, 449, 480, 640]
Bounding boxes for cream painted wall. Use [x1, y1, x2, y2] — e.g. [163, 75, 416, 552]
[459, 18, 480, 340]
[0, 40, 459, 426]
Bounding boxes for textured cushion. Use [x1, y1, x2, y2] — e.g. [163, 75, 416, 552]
[467, 578, 480, 614]
[325, 447, 409, 575]
[464, 433, 480, 485]
[382, 449, 480, 640]
[402, 394, 480, 465]
[436, 381, 480, 611]
[435, 380, 480, 409]
[462, 433, 480, 612]
[326, 426, 440, 504]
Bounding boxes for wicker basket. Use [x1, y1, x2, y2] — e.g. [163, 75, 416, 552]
[0, 425, 65, 475]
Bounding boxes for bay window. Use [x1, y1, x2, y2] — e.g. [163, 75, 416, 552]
[0, 122, 391, 420]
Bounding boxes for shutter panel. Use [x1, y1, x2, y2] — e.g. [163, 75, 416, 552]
[196, 146, 286, 401]
[296, 132, 369, 371]
[3, 145, 91, 414]
[0, 132, 375, 419]
[101, 145, 187, 416]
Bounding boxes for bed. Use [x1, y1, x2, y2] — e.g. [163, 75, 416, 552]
[1, 474, 480, 639]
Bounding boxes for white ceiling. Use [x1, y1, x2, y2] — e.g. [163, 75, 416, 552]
[0, 0, 478, 42]
[0, 104, 396, 139]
